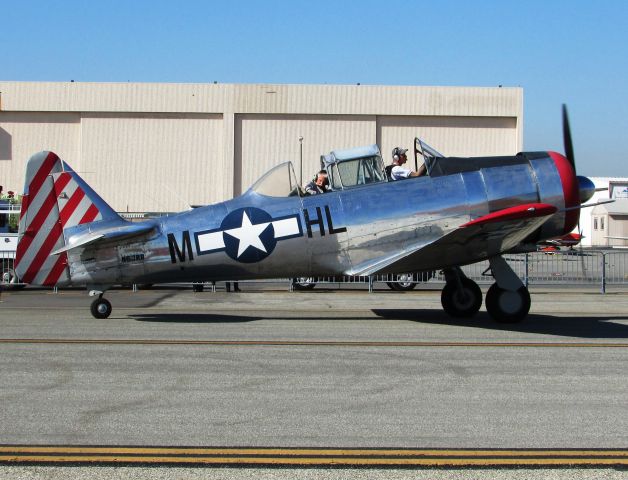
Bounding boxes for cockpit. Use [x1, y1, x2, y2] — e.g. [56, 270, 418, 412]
[249, 162, 303, 198]
[321, 145, 387, 190]
[247, 138, 447, 198]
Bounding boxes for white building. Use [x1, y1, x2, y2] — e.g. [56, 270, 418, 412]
[0, 81, 522, 213]
[579, 177, 628, 246]
[588, 180, 628, 247]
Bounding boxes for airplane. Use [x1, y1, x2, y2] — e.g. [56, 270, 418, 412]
[14, 106, 598, 323]
[541, 232, 583, 248]
[538, 232, 583, 253]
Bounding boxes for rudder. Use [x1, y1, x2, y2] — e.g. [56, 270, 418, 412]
[15, 151, 121, 286]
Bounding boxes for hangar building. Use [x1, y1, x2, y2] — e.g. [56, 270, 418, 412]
[0, 82, 522, 213]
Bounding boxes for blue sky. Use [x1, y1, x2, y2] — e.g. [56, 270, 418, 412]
[2, 0, 627, 176]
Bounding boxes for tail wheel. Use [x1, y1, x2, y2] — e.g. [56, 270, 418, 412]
[441, 278, 482, 318]
[485, 283, 530, 323]
[90, 297, 112, 319]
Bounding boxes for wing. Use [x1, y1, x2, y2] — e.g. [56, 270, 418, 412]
[346, 203, 557, 276]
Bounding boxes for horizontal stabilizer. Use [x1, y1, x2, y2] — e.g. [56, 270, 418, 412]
[52, 223, 156, 255]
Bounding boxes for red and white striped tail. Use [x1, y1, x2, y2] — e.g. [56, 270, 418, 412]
[15, 151, 116, 286]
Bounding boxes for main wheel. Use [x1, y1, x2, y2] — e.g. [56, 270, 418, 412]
[292, 277, 316, 290]
[90, 297, 112, 319]
[485, 283, 530, 323]
[192, 283, 204, 292]
[441, 278, 482, 318]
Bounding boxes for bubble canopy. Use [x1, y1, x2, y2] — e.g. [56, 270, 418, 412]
[249, 162, 301, 198]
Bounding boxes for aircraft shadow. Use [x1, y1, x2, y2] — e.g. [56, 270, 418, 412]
[130, 313, 260, 323]
[129, 310, 628, 338]
[371, 309, 628, 339]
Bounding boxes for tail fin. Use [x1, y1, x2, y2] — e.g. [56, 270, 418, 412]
[15, 151, 122, 286]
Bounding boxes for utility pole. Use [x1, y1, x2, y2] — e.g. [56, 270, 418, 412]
[298, 136, 304, 185]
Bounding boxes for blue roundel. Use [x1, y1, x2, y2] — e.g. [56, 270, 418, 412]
[220, 207, 276, 263]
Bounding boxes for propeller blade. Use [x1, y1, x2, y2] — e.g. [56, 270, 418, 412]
[562, 104, 576, 172]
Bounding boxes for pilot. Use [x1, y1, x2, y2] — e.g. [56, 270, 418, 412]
[389, 147, 425, 180]
[304, 170, 329, 195]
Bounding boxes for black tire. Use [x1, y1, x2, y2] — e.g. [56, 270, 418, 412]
[485, 283, 530, 323]
[387, 273, 417, 291]
[441, 278, 482, 318]
[292, 277, 316, 290]
[90, 297, 112, 319]
[387, 271, 435, 291]
[192, 283, 204, 292]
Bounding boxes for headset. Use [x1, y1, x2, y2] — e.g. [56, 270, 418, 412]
[392, 147, 406, 162]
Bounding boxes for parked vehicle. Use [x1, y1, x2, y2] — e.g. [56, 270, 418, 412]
[292, 271, 436, 291]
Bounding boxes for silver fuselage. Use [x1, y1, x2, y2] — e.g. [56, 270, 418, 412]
[65, 154, 566, 287]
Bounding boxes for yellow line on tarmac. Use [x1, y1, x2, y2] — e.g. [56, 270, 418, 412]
[2, 455, 628, 466]
[2, 446, 628, 456]
[1, 447, 628, 467]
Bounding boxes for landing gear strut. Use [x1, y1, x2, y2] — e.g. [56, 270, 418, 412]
[486, 256, 530, 323]
[89, 290, 112, 319]
[441, 268, 482, 318]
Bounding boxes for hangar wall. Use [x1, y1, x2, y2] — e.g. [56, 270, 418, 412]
[0, 82, 523, 212]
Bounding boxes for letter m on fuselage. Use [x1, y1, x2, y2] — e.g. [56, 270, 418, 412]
[168, 231, 194, 263]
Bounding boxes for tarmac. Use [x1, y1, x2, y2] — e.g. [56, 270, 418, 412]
[1, 286, 627, 479]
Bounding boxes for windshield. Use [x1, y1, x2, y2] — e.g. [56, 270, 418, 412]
[414, 137, 444, 175]
[249, 162, 302, 197]
[335, 155, 386, 188]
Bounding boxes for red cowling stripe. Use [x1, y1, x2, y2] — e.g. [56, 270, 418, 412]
[548, 151, 580, 234]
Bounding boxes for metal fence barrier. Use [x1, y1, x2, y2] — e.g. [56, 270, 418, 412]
[2, 249, 628, 291]
[290, 250, 628, 292]
[1, 250, 21, 287]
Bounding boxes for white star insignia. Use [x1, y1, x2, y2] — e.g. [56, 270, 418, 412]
[223, 211, 271, 258]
